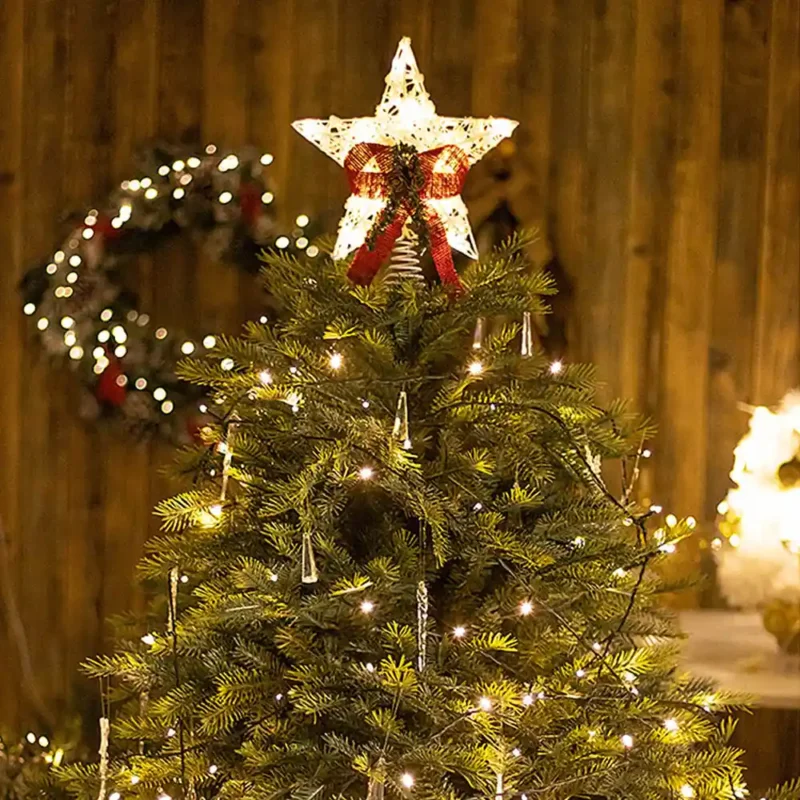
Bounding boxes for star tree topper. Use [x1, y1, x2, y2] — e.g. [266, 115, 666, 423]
[293, 37, 518, 288]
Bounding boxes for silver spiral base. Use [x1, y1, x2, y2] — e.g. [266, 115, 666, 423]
[385, 225, 425, 285]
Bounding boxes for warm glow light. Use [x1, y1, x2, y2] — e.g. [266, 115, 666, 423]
[221, 358, 235, 371]
[23, 302, 35, 315]
[203, 335, 216, 348]
[153, 387, 167, 402]
[664, 718, 680, 732]
[276, 236, 290, 249]
[452, 625, 466, 639]
[680, 785, 695, 799]
[360, 600, 375, 614]
[400, 773, 414, 789]
[519, 600, 534, 616]
[181, 341, 195, 355]
[665, 513, 678, 527]
[260, 153, 274, 165]
[296, 214, 310, 227]
[621, 734, 634, 749]
[329, 352, 343, 370]
[259, 370, 273, 385]
[262, 191, 274, 204]
[478, 696, 492, 711]
[219, 191, 233, 204]
[468, 360, 484, 376]
[144, 187, 158, 200]
[549, 360, 563, 375]
[358, 466, 374, 480]
[141, 633, 155, 645]
[522, 693, 534, 706]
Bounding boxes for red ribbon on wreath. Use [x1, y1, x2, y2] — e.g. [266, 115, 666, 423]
[343, 142, 469, 293]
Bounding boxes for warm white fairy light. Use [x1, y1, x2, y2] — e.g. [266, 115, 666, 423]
[173, 188, 185, 199]
[68, 254, 81, 267]
[519, 600, 534, 616]
[144, 187, 158, 200]
[621, 734, 634, 749]
[130, 775, 140, 785]
[575, 668, 586, 678]
[680, 785, 695, 799]
[664, 718, 680, 732]
[141, 633, 155, 645]
[109, 792, 120, 800]
[203, 335, 216, 348]
[522, 693, 534, 707]
[613, 567, 627, 578]
[181, 341, 195, 355]
[360, 599, 375, 614]
[100, 308, 113, 322]
[359, 466, 374, 480]
[158, 793, 172, 800]
[260, 153, 274, 165]
[114, 345, 127, 358]
[221, 358, 235, 371]
[452, 625, 466, 639]
[46, 263, 57, 274]
[473, 502, 483, 511]
[66, 271, 78, 284]
[219, 191, 233, 204]
[549, 360, 563, 375]
[293, 37, 516, 263]
[665, 513, 677, 527]
[296, 214, 310, 227]
[365, 662, 376, 672]
[262, 191, 274, 204]
[69, 346, 84, 360]
[61, 316, 74, 329]
[259, 369, 273, 385]
[307, 245, 320, 257]
[400, 773, 414, 789]
[64, 331, 77, 347]
[478, 696, 492, 711]
[23, 302, 35, 315]
[329, 352, 343, 370]
[153, 387, 167, 402]
[468, 360, 484, 376]
[296, 237, 309, 249]
[166, 727, 176, 738]
[592, 641, 602, 652]
[276, 236, 290, 249]
[208, 764, 218, 775]
[650, 504, 663, 513]
[512, 747, 521, 757]
[26, 733, 35, 744]
[162, 400, 174, 414]
[642, 448, 652, 458]
[82, 228, 94, 239]
[172, 159, 185, 171]
[37, 317, 49, 330]
[187, 156, 201, 168]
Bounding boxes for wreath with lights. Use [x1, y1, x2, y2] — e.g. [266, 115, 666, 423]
[19, 143, 321, 440]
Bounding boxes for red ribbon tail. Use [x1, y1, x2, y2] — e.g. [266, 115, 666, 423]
[347, 210, 407, 286]
[424, 205, 464, 296]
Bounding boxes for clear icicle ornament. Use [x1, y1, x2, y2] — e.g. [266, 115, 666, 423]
[167, 566, 179, 633]
[386, 221, 424, 284]
[473, 316, 485, 350]
[393, 389, 411, 449]
[416, 580, 429, 670]
[521, 311, 533, 357]
[494, 771, 504, 800]
[367, 758, 386, 800]
[301, 531, 318, 584]
[96, 716, 110, 800]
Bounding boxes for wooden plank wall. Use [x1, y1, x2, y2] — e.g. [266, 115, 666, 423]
[0, 0, 797, 775]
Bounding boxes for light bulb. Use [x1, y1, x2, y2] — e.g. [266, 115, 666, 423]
[135, 378, 147, 390]
[592, 642, 602, 652]
[329, 352, 343, 370]
[61, 316, 74, 329]
[141, 633, 155, 645]
[664, 718, 679, 732]
[276, 236, 290, 249]
[522, 693, 534, 706]
[26, 733, 36, 744]
[519, 600, 534, 616]
[82, 228, 94, 239]
[452, 625, 466, 639]
[153, 387, 167, 402]
[23, 302, 35, 315]
[144, 187, 158, 200]
[473, 502, 483, 511]
[109, 793, 120, 800]
[173, 188, 185, 199]
[665, 513, 677, 527]
[181, 341, 195, 355]
[208, 765, 218, 775]
[296, 214, 309, 227]
[512, 747, 521, 757]
[166, 727, 176, 737]
[37, 317, 49, 330]
[468, 360, 483, 376]
[576, 668, 586, 678]
[203, 335, 216, 348]
[172, 160, 185, 171]
[642, 448, 652, 458]
[69, 346, 84, 360]
[130, 776, 140, 785]
[161, 400, 174, 414]
[621, 734, 634, 749]
[262, 191, 274, 204]
[365, 662, 375, 672]
[219, 191, 233, 204]
[360, 600, 374, 614]
[478, 696, 492, 711]
[221, 358, 234, 370]
[680, 786, 695, 799]
[358, 466, 374, 480]
[187, 157, 201, 168]
[259, 370, 273, 385]
[260, 153, 274, 165]
[400, 773, 414, 789]
[549, 360, 563, 374]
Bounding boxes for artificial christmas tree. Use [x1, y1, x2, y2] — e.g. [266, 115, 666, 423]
[59, 38, 797, 800]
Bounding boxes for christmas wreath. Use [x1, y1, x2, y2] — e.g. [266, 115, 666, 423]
[19, 143, 320, 440]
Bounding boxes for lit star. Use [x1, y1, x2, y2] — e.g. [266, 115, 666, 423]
[292, 37, 517, 265]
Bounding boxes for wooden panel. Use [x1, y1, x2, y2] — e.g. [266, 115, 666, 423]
[0, 0, 24, 733]
[753, 0, 800, 405]
[706, 0, 771, 520]
[656, 0, 722, 591]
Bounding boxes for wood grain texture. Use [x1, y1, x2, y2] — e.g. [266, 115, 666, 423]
[0, 4, 797, 776]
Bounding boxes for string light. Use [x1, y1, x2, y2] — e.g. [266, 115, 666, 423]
[621, 734, 634, 749]
[115, 345, 127, 358]
[478, 696, 492, 711]
[187, 156, 201, 168]
[130, 775, 140, 785]
[66, 271, 78, 284]
[400, 773, 414, 789]
[82, 227, 94, 239]
[680, 786, 695, 799]
[23, 302, 35, 315]
[260, 153, 274, 165]
[468, 360, 484, 376]
[259, 370, 273, 385]
[144, 187, 158, 200]
[203, 335, 216, 348]
[358, 466, 374, 480]
[522, 693, 534, 706]
[642, 448, 652, 458]
[37, 317, 49, 330]
[473, 502, 483, 511]
[26, 733, 35, 744]
[141, 633, 155, 645]
[519, 600, 534, 616]
[296, 214, 309, 227]
[329, 352, 343, 370]
[576, 668, 586, 678]
[161, 400, 174, 414]
[166, 727, 176, 737]
[181, 341, 195, 355]
[307, 245, 319, 257]
[664, 718, 680, 732]
[262, 191, 274, 204]
[155, 327, 168, 340]
[208, 765, 218, 775]
[666, 514, 677, 527]
[360, 600, 375, 614]
[61, 316, 74, 329]
[365, 662, 376, 672]
[276, 236, 290, 249]
[64, 331, 77, 347]
[452, 625, 466, 639]
[68, 254, 81, 267]
[46, 263, 57, 274]
[173, 188, 185, 199]
[549, 360, 563, 375]
[221, 358, 235, 371]
[69, 346, 84, 360]
[172, 159, 185, 171]
[153, 387, 167, 402]
[219, 191, 233, 204]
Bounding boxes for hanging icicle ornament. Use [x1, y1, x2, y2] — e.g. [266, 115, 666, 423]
[167, 566, 179, 634]
[301, 530, 318, 584]
[416, 580, 429, 670]
[473, 316, 486, 350]
[96, 716, 110, 800]
[367, 758, 387, 800]
[521, 311, 533, 357]
[495, 771, 504, 800]
[219, 419, 238, 501]
[292, 37, 517, 291]
[393, 389, 412, 449]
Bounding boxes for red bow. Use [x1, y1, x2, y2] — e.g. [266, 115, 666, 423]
[344, 142, 469, 293]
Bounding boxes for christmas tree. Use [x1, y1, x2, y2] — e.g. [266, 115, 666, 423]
[60, 38, 797, 800]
